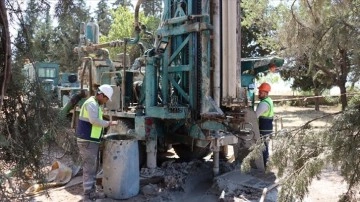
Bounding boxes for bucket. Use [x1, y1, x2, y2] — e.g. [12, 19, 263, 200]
[102, 134, 139, 199]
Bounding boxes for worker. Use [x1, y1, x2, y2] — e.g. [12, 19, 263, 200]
[76, 84, 118, 201]
[255, 82, 274, 168]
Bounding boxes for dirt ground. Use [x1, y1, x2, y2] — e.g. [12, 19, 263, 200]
[21, 105, 353, 202]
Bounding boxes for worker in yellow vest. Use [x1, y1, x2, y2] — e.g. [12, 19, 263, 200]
[255, 82, 274, 168]
[76, 84, 118, 201]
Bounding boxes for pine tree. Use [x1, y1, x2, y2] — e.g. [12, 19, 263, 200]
[53, 0, 90, 72]
[141, 0, 162, 17]
[281, 1, 359, 111]
[1, 1, 74, 200]
[95, 0, 112, 36]
[112, 0, 133, 9]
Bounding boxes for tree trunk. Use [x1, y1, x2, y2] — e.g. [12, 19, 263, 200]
[339, 83, 347, 111]
[314, 89, 320, 111]
[0, 1, 12, 109]
[338, 48, 349, 111]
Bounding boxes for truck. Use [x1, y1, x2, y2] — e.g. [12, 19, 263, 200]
[66, 0, 284, 175]
[22, 61, 82, 106]
[22, 61, 60, 100]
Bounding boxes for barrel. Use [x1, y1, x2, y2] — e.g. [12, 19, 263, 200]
[102, 134, 139, 199]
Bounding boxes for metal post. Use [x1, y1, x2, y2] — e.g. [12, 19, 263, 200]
[213, 149, 220, 176]
[211, 137, 221, 176]
[275, 116, 278, 136]
[146, 139, 157, 169]
[121, 42, 127, 111]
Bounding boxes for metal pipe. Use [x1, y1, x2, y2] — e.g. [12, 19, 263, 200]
[201, 0, 211, 113]
[145, 57, 156, 109]
[80, 57, 93, 95]
[146, 139, 157, 169]
[165, 16, 190, 25]
[134, 0, 144, 25]
[164, 14, 209, 25]
[126, 0, 144, 45]
[221, 0, 229, 98]
[213, 150, 219, 176]
[236, 0, 242, 99]
[74, 40, 124, 53]
[121, 42, 128, 111]
[213, 0, 221, 106]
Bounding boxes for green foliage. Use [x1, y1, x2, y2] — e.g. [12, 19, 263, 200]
[141, 0, 162, 17]
[277, 1, 360, 110]
[95, 0, 112, 36]
[53, 0, 90, 72]
[241, 25, 272, 57]
[243, 0, 360, 110]
[241, 0, 283, 53]
[328, 109, 360, 189]
[241, 0, 274, 57]
[243, 107, 360, 201]
[348, 94, 360, 108]
[12, 0, 53, 68]
[101, 7, 160, 62]
[1, 1, 83, 199]
[270, 128, 328, 201]
[112, 0, 133, 9]
[0, 64, 75, 199]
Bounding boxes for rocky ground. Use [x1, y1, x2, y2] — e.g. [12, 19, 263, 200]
[5, 105, 356, 202]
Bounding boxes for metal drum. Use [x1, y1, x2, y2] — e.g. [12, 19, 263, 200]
[102, 134, 139, 199]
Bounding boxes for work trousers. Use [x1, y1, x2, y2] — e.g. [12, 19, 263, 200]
[260, 132, 270, 167]
[77, 141, 100, 194]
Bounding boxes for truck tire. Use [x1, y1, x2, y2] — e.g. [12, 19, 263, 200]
[172, 144, 211, 161]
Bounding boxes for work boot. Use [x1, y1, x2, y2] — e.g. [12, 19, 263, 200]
[83, 191, 106, 201]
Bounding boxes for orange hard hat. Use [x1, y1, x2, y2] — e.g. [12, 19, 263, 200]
[258, 82, 271, 92]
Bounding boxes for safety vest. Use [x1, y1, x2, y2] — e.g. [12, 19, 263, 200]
[76, 96, 103, 142]
[258, 97, 274, 135]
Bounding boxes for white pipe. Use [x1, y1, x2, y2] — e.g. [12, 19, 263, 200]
[227, 0, 238, 98]
[146, 140, 157, 169]
[213, 0, 221, 106]
[221, 0, 229, 97]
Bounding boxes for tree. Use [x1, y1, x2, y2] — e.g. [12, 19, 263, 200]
[241, 0, 282, 56]
[276, 1, 360, 111]
[101, 6, 159, 62]
[12, 0, 52, 68]
[31, 3, 53, 61]
[241, 24, 272, 57]
[53, 0, 90, 72]
[141, 0, 162, 17]
[95, 0, 112, 36]
[1, 1, 75, 200]
[112, 0, 133, 9]
[242, 0, 360, 111]
[240, 1, 360, 201]
[281, 56, 332, 110]
[241, 0, 273, 57]
[0, 0, 11, 108]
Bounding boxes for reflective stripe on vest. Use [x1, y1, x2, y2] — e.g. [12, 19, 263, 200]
[76, 96, 103, 142]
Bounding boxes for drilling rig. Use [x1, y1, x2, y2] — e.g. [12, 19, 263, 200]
[69, 0, 283, 175]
